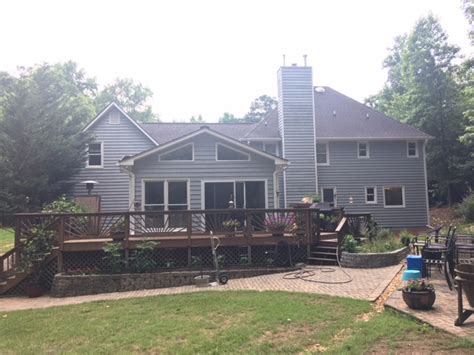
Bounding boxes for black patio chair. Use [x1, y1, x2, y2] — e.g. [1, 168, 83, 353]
[422, 226, 455, 282]
[412, 224, 443, 255]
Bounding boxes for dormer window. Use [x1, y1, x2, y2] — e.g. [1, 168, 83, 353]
[357, 142, 369, 158]
[216, 143, 249, 161]
[407, 141, 418, 158]
[109, 111, 120, 125]
[160, 144, 193, 161]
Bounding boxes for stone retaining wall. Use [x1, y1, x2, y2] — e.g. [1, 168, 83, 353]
[51, 267, 297, 297]
[340, 246, 409, 268]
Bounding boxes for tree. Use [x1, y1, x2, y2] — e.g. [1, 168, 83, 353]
[190, 115, 205, 123]
[366, 15, 472, 205]
[243, 95, 278, 123]
[0, 62, 96, 211]
[95, 78, 158, 123]
[218, 112, 242, 123]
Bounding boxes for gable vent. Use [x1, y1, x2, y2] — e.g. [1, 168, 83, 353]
[109, 111, 120, 125]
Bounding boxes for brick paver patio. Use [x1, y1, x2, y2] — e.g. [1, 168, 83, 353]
[0, 264, 401, 312]
[386, 272, 474, 339]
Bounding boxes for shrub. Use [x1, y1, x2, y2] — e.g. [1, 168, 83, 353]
[343, 235, 360, 253]
[102, 243, 124, 274]
[457, 193, 474, 223]
[131, 241, 158, 273]
[399, 230, 414, 247]
[42, 195, 86, 213]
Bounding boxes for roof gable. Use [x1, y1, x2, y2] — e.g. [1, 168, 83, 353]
[83, 103, 159, 145]
[119, 127, 287, 166]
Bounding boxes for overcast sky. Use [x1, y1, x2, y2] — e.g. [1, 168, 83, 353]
[1, 0, 471, 121]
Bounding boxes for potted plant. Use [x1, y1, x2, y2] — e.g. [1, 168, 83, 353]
[319, 213, 339, 231]
[110, 220, 126, 241]
[264, 213, 296, 237]
[222, 219, 240, 237]
[402, 279, 436, 310]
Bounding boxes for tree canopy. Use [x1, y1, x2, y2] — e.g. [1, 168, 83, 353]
[95, 78, 158, 123]
[218, 95, 277, 123]
[366, 15, 473, 205]
[0, 62, 96, 211]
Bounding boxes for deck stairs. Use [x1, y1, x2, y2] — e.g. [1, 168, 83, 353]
[307, 232, 339, 265]
[0, 248, 58, 295]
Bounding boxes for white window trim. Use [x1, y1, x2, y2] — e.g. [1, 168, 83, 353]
[357, 141, 370, 159]
[200, 179, 269, 209]
[109, 111, 121, 125]
[407, 141, 419, 158]
[159, 143, 194, 162]
[321, 186, 337, 207]
[215, 143, 250, 161]
[365, 186, 377, 204]
[383, 186, 406, 208]
[86, 142, 104, 169]
[141, 179, 191, 211]
[316, 142, 330, 166]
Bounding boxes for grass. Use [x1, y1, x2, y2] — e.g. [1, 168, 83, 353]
[0, 291, 471, 354]
[0, 228, 14, 254]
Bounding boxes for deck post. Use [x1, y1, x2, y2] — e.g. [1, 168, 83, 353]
[124, 213, 130, 268]
[14, 216, 21, 266]
[245, 210, 252, 238]
[187, 212, 192, 267]
[57, 215, 65, 273]
[305, 209, 312, 259]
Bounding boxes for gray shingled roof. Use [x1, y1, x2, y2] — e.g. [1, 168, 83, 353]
[313, 87, 431, 139]
[139, 122, 257, 144]
[243, 110, 280, 139]
[137, 87, 430, 144]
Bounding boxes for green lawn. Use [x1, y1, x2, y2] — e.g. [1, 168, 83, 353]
[0, 228, 14, 254]
[0, 291, 471, 354]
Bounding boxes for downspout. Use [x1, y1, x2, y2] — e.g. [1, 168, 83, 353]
[423, 140, 430, 225]
[274, 164, 288, 208]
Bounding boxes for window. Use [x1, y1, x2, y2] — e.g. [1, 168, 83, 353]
[87, 143, 103, 167]
[143, 180, 189, 228]
[321, 187, 336, 206]
[216, 144, 249, 161]
[384, 187, 405, 207]
[249, 141, 264, 150]
[407, 141, 418, 157]
[109, 111, 120, 125]
[358, 142, 369, 158]
[160, 144, 193, 161]
[365, 187, 377, 204]
[316, 143, 329, 165]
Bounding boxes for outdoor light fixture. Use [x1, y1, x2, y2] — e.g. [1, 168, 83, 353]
[80, 180, 99, 195]
[349, 196, 354, 204]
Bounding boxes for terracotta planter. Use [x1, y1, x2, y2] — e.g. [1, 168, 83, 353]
[402, 289, 436, 310]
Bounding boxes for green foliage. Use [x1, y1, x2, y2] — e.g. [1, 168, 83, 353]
[41, 195, 86, 213]
[399, 230, 415, 247]
[20, 225, 55, 271]
[0, 62, 96, 212]
[102, 243, 124, 274]
[343, 235, 360, 253]
[218, 112, 241, 123]
[131, 241, 158, 273]
[457, 193, 474, 223]
[243, 95, 278, 123]
[366, 15, 473, 204]
[189, 115, 205, 123]
[95, 78, 158, 123]
[404, 279, 434, 292]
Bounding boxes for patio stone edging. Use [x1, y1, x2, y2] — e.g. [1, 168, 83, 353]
[340, 246, 409, 268]
[50, 266, 297, 297]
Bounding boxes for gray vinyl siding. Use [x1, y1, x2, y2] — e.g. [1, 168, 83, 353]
[317, 140, 428, 228]
[278, 67, 317, 206]
[133, 133, 276, 209]
[71, 107, 156, 211]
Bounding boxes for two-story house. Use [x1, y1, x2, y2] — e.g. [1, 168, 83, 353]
[71, 65, 431, 228]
